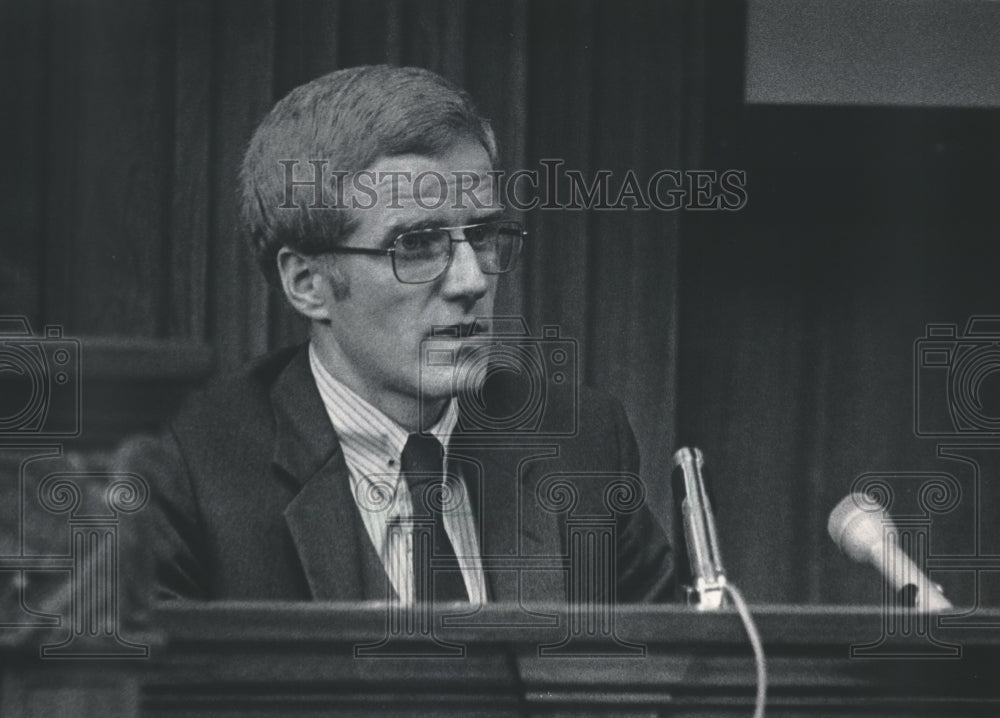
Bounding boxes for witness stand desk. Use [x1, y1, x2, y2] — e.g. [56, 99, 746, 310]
[3, 604, 999, 716]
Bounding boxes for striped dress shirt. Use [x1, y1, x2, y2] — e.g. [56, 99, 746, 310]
[308, 344, 486, 605]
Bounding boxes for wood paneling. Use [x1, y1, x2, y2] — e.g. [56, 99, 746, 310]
[42, 0, 173, 337]
[588, 0, 682, 515]
[169, 0, 213, 341]
[0, 0, 46, 329]
[207, 0, 275, 371]
[136, 604, 1000, 717]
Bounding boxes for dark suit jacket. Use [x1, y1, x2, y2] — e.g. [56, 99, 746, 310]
[126, 345, 673, 603]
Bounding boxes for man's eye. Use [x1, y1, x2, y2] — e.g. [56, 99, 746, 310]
[398, 233, 434, 252]
[464, 225, 491, 247]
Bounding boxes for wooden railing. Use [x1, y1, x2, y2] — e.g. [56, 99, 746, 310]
[4, 603, 998, 717]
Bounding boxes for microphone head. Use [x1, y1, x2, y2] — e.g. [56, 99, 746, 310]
[828, 492, 953, 610]
[828, 492, 895, 565]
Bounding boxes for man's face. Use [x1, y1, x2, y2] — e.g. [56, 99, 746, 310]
[313, 140, 501, 425]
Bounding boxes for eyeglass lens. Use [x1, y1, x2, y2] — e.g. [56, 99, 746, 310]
[393, 221, 521, 283]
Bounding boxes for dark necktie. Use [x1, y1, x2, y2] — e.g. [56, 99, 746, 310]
[400, 434, 469, 603]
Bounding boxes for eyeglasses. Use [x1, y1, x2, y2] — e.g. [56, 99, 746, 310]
[322, 220, 526, 284]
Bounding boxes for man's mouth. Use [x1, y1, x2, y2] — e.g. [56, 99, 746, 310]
[426, 321, 490, 340]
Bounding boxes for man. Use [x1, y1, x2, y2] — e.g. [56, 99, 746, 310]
[131, 65, 673, 605]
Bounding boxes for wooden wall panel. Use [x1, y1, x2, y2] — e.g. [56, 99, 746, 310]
[523, 1, 684, 521]
[44, 0, 173, 337]
[207, 0, 275, 371]
[525, 0, 599, 363]
[337, 0, 398, 68]
[40, 0, 86, 333]
[588, 1, 682, 518]
[399, 0, 467, 82]
[169, 0, 213, 341]
[273, 0, 341, 99]
[0, 0, 46, 328]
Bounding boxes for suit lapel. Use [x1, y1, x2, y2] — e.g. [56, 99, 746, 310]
[452, 441, 566, 603]
[271, 347, 388, 601]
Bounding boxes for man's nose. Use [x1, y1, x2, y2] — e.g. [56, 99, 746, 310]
[440, 236, 490, 300]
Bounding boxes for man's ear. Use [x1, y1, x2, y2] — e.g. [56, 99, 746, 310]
[276, 247, 337, 321]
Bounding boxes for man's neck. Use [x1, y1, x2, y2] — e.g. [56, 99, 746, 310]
[308, 338, 447, 433]
[380, 395, 448, 434]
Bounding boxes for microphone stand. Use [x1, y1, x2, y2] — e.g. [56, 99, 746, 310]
[673, 447, 727, 610]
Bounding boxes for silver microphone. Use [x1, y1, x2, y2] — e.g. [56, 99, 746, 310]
[828, 492, 952, 612]
[673, 447, 727, 610]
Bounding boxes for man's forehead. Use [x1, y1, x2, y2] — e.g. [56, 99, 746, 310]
[363, 150, 500, 211]
[371, 148, 494, 175]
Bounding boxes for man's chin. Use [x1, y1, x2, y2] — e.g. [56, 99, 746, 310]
[416, 365, 485, 405]
[415, 367, 455, 405]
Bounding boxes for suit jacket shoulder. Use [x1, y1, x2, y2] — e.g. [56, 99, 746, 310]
[127, 345, 322, 600]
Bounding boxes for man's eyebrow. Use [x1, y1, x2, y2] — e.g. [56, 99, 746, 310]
[475, 209, 505, 223]
[380, 218, 442, 246]
[381, 212, 505, 244]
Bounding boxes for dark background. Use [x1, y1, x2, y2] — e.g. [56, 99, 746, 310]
[2, 0, 999, 606]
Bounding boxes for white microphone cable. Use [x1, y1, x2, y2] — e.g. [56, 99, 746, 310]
[722, 582, 767, 718]
[673, 448, 767, 717]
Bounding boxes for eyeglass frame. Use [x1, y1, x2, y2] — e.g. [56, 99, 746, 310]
[315, 219, 527, 285]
